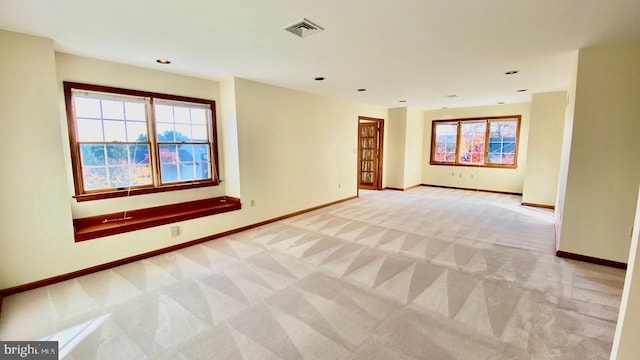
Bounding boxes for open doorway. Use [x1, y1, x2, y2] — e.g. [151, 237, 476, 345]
[358, 116, 384, 190]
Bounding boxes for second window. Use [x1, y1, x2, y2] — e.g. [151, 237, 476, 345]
[430, 115, 521, 168]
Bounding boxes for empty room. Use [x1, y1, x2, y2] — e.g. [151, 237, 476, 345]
[1, 1, 640, 359]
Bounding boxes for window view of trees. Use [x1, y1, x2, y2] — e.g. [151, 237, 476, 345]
[80, 143, 151, 190]
[433, 123, 457, 162]
[430, 116, 520, 168]
[458, 122, 486, 165]
[153, 102, 211, 184]
[74, 95, 152, 190]
[66, 83, 217, 195]
[487, 121, 517, 165]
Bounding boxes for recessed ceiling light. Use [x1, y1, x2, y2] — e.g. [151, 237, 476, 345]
[399, 100, 407, 103]
[443, 94, 458, 98]
[517, 89, 527, 92]
[505, 70, 519, 75]
[498, 102, 505, 104]
[314, 77, 325, 81]
[156, 59, 171, 64]
[357, 88, 367, 92]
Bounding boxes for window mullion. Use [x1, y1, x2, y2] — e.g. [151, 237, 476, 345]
[500, 134, 505, 164]
[484, 120, 490, 166]
[148, 98, 160, 187]
[104, 144, 112, 189]
[175, 143, 182, 183]
[206, 108, 216, 181]
[175, 105, 184, 183]
[125, 143, 132, 187]
[455, 122, 461, 165]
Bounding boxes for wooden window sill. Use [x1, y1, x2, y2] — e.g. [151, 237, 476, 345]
[73, 196, 241, 242]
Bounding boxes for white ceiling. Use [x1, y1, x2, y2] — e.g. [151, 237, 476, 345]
[1, 0, 639, 109]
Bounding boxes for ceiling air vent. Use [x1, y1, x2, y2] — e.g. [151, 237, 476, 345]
[283, 18, 324, 38]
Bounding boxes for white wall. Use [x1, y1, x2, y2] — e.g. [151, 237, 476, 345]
[557, 44, 640, 263]
[0, 30, 74, 289]
[610, 186, 640, 360]
[521, 91, 567, 206]
[403, 107, 425, 188]
[422, 103, 531, 193]
[386, 108, 407, 189]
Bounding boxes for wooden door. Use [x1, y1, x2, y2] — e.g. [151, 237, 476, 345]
[358, 121, 380, 190]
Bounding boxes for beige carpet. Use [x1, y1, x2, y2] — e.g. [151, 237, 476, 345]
[0, 187, 625, 359]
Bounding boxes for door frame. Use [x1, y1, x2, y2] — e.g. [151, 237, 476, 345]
[357, 116, 384, 195]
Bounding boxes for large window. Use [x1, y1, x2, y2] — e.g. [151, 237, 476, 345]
[430, 115, 521, 168]
[64, 82, 219, 200]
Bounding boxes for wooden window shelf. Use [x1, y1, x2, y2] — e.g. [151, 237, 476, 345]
[73, 196, 241, 242]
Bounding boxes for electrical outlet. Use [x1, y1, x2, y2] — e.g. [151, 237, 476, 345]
[338, 183, 341, 188]
[250, 199, 255, 207]
[170, 226, 180, 237]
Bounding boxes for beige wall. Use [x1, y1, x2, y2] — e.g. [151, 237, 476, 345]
[386, 108, 407, 189]
[1, 48, 242, 289]
[219, 78, 241, 198]
[386, 107, 425, 189]
[0, 31, 388, 289]
[403, 108, 424, 188]
[557, 44, 640, 263]
[0, 30, 74, 289]
[610, 186, 640, 360]
[422, 103, 531, 193]
[521, 91, 567, 206]
[233, 78, 387, 220]
[555, 52, 579, 247]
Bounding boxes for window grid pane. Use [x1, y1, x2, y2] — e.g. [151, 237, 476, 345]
[458, 122, 486, 165]
[158, 143, 211, 184]
[154, 102, 210, 144]
[433, 123, 457, 163]
[101, 99, 125, 120]
[487, 120, 517, 165]
[77, 118, 105, 142]
[74, 97, 101, 119]
[74, 90, 153, 191]
[126, 121, 147, 142]
[80, 143, 152, 191]
[74, 95, 149, 142]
